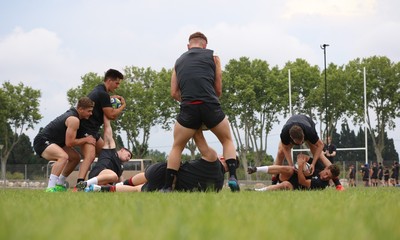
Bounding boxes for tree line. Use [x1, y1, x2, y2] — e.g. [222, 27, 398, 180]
[1, 55, 399, 179]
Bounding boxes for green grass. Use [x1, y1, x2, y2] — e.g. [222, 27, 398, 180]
[1, 187, 399, 240]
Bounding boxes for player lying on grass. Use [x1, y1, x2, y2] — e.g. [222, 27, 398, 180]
[84, 130, 239, 192]
[247, 153, 341, 191]
[90, 156, 234, 192]
[75, 116, 132, 191]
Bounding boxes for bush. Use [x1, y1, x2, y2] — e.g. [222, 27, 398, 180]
[6, 171, 24, 180]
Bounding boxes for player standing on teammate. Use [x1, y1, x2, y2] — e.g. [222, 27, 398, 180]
[162, 32, 239, 192]
[76, 69, 126, 185]
[33, 97, 95, 192]
[274, 115, 324, 176]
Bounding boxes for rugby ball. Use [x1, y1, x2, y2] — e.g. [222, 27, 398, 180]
[295, 162, 311, 173]
[110, 97, 121, 109]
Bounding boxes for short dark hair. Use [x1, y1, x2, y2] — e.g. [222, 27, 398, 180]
[104, 69, 124, 82]
[77, 97, 95, 109]
[289, 125, 304, 142]
[189, 32, 208, 44]
[122, 147, 133, 159]
[328, 164, 340, 178]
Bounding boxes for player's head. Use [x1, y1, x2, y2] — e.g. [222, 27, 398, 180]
[76, 97, 95, 119]
[104, 69, 124, 92]
[118, 147, 132, 162]
[289, 125, 304, 145]
[104, 69, 124, 81]
[320, 164, 340, 181]
[188, 32, 207, 49]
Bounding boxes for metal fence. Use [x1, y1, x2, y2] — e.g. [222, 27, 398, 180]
[1, 163, 50, 188]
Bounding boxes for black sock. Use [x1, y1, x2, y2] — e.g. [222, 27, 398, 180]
[77, 178, 84, 183]
[226, 158, 237, 178]
[123, 178, 134, 186]
[333, 178, 341, 186]
[100, 185, 115, 192]
[163, 169, 178, 189]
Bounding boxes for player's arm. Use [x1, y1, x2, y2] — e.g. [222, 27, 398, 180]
[102, 116, 116, 149]
[213, 55, 222, 97]
[319, 152, 332, 167]
[297, 155, 311, 188]
[103, 96, 126, 120]
[171, 68, 181, 102]
[282, 144, 294, 166]
[64, 116, 95, 147]
[309, 139, 324, 172]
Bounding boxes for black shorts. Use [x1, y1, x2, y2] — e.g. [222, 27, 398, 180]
[76, 128, 101, 140]
[33, 134, 59, 157]
[287, 174, 301, 190]
[177, 102, 225, 130]
[141, 162, 168, 192]
[88, 165, 105, 179]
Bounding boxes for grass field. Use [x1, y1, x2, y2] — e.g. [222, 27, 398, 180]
[1, 187, 399, 240]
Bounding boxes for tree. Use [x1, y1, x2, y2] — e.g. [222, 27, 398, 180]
[345, 56, 400, 163]
[222, 57, 284, 178]
[7, 133, 36, 164]
[0, 82, 42, 182]
[281, 58, 321, 117]
[311, 63, 349, 139]
[119, 66, 173, 158]
[67, 72, 103, 104]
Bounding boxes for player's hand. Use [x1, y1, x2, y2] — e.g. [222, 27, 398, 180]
[85, 135, 96, 145]
[119, 96, 126, 106]
[247, 167, 257, 174]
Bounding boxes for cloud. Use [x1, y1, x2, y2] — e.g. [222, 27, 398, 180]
[0, 27, 84, 134]
[0, 27, 80, 88]
[283, 0, 376, 19]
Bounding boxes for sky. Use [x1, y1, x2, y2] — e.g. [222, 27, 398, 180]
[1, 0, 400, 159]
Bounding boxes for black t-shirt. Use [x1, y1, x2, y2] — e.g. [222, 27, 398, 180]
[88, 149, 123, 179]
[280, 115, 319, 145]
[174, 48, 219, 104]
[394, 164, 399, 178]
[288, 158, 329, 190]
[80, 84, 112, 133]
[349, 168, 356, 179]
[323, 143, 337, 163]
[361, 166, 370, 180]
[176, 159, 225, 192]
[143, 159, 225, 192]
[378, 165, 384, 178]
[384, 169, 390, 180]
[371, 166, 378, 179]
[35, 108, 79, 147]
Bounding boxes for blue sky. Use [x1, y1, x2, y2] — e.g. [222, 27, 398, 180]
[1, 0, 400, 158]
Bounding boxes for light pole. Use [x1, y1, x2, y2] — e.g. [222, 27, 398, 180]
[321, 44, 329, 144]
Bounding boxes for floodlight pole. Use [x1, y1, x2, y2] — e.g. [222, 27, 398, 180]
[321, 44, 329, 145]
